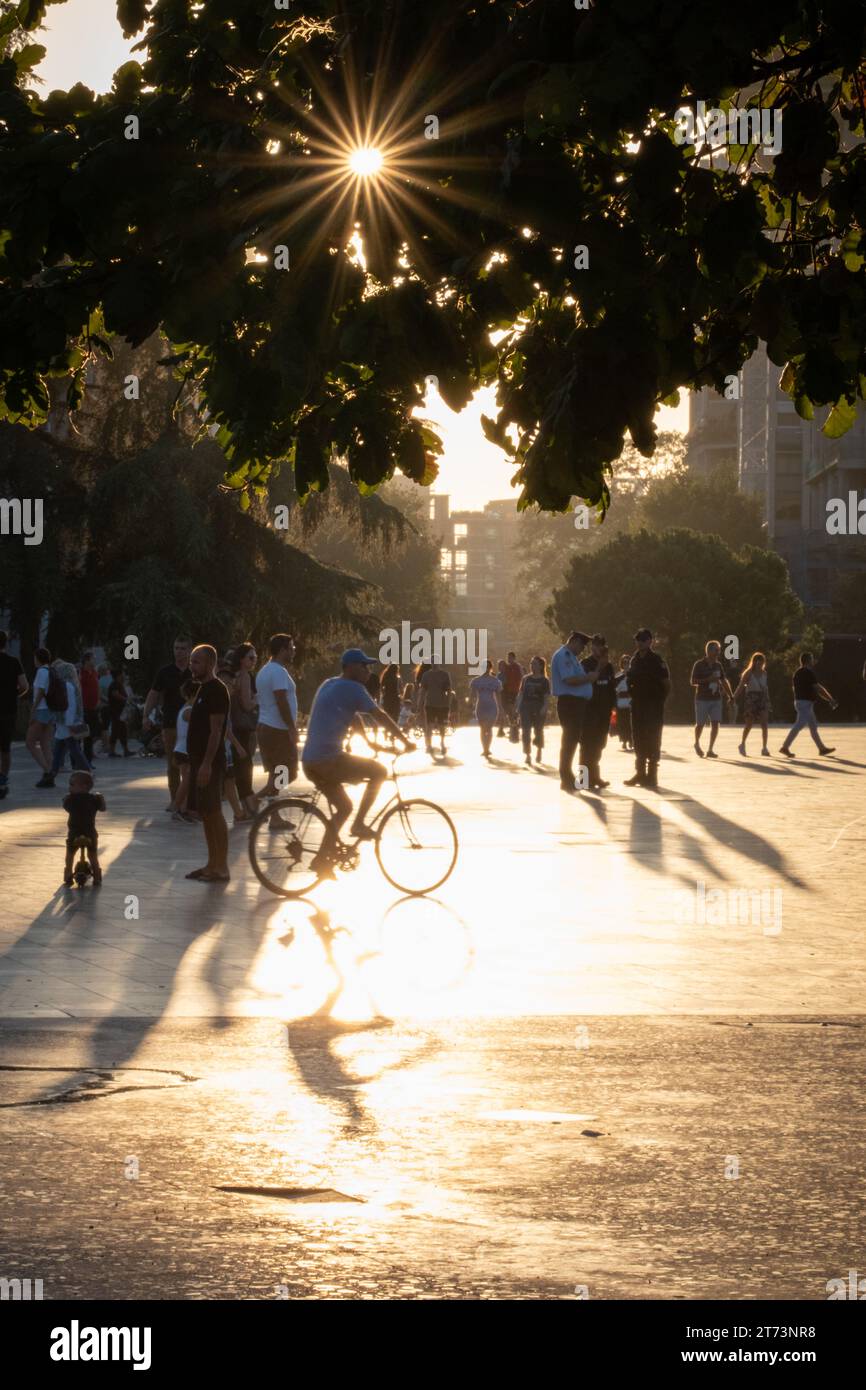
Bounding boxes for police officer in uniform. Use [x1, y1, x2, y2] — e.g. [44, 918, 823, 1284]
[579, 634, 616, 789]
[625, 628, 670, 789]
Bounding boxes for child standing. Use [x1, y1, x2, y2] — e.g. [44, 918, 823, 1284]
[63, 771, 105, 886]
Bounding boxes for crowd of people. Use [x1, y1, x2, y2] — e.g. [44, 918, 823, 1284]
[0, 624, 844, 885]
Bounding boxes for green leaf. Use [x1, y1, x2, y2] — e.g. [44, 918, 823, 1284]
[793, 393, 813, 420]
[13, 42, 45, 74]
[823, 397, 857, 439]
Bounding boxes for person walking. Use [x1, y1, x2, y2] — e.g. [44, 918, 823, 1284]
[550, 631, 598, 793]
[48, 660, 92, 780]
[498, 652, 524, 739]
[227, 643, 259, 817]
[185, 644, 231, 882]
[779, 653, 837, 757]
[625, 629, 671, 789]
[28, 648, 56, 784]
[398, 681, 416, 730]
[142, 637, 192, 811]
[79, 652, 101, 762]
[255, 633, 298, 797]
[516, 656, 550, 766]
[733, 653, 771, 756]
[579, 635, 616, 789]
[691, 640, 734, 758]
[615, 654, 633, 751]
[380, 663, 401, 724]
[171, 680, 197, 823]
[106, 670, 134, 756]
[0, 630, 28, 799]
[418, 660, 452, 756]
[469, 659, 503, 759]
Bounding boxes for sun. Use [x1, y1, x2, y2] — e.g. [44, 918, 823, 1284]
[348, 145, 385, 178]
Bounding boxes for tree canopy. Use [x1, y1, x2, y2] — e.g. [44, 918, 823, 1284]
[3, 2, 866, 515]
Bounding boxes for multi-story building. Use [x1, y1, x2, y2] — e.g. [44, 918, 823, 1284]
[688, 346, 866, 608]
[428, 494, 520, 658]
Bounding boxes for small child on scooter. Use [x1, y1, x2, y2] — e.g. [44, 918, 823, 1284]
[62, 770, 106, 886]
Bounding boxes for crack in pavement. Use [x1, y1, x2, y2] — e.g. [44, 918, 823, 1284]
[0, 1063, 199, 1108]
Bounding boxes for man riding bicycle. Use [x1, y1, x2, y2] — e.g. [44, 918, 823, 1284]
[302, 649, 414, 840]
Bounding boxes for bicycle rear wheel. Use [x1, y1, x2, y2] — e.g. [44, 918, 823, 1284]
[248, 797, 333, 897]
[375, 798, 458, 895]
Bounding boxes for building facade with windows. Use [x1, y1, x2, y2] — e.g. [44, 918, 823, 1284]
[429, 493, 520, 659]
[688, 346, 866, 608]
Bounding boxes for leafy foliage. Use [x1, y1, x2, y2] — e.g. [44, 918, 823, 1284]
[3, 3, 866, 514]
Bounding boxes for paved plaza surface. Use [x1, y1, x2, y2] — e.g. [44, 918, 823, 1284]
[0, 726, 864, 1298]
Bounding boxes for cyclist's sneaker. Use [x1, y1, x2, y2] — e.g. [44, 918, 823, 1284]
[350, 823, 376, 841]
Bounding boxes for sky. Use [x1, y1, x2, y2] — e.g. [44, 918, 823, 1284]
[35, 0, 689, 512]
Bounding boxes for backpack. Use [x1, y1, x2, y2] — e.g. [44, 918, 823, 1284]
[45, 669, 69, 713]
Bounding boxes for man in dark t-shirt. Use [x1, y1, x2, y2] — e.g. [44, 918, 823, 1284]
[143, 636, 192, 812]
[185, 644, 231, 881]
[0, 630, 28, 799]
[625, 628, 671, 789]
[579, 635, 616, 789]
[780, 653, 837, 757]
[419, 663, 452, 755]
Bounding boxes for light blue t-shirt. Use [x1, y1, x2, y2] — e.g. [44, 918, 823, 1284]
[550, 645, 591, 699]
[302, 676, 378, 762]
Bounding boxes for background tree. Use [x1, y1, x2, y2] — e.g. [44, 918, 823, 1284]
[507, 432, 687, 655]
[3, 2, 866, 517]
[631, 462, 767, 550]
[547, 528, 804, 719]
[0, 333, 423, 685]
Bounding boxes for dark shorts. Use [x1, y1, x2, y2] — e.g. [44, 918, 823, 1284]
[67, 831, 98, 851]
[188, 762, 225, 816]
[425, 706, 448, 732]
[257, 723, 298, 783]
[0, 714, 14, 753]
[303, 753, 382, 792]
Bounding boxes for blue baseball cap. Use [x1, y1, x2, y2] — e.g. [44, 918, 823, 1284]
[341, 648, 378, 667]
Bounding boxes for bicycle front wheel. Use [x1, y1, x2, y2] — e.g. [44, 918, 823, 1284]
[248, 797, 332, 897]
[375, 798, 458, 895]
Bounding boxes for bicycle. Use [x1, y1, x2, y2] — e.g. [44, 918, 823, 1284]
[248, 741, 458, 898]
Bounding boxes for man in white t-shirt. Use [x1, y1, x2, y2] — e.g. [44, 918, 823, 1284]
[255, 632, 298, 796]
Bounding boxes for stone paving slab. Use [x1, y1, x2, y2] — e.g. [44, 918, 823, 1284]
[0, 1016, 862, 1300]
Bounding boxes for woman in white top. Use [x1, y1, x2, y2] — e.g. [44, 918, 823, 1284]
[733, 652, 771, 756]
[171, 680, 196, 821]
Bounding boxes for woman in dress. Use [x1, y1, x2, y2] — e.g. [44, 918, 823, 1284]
[733, 652, 771, 756]
[469, 659, 503, 759]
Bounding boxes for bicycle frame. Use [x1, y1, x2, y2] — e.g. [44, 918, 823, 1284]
[292, 741, 410, 841]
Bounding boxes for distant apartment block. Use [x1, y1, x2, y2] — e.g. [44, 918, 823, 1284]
[428, 494, 520, 657]
[688, 346, 866, 607]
